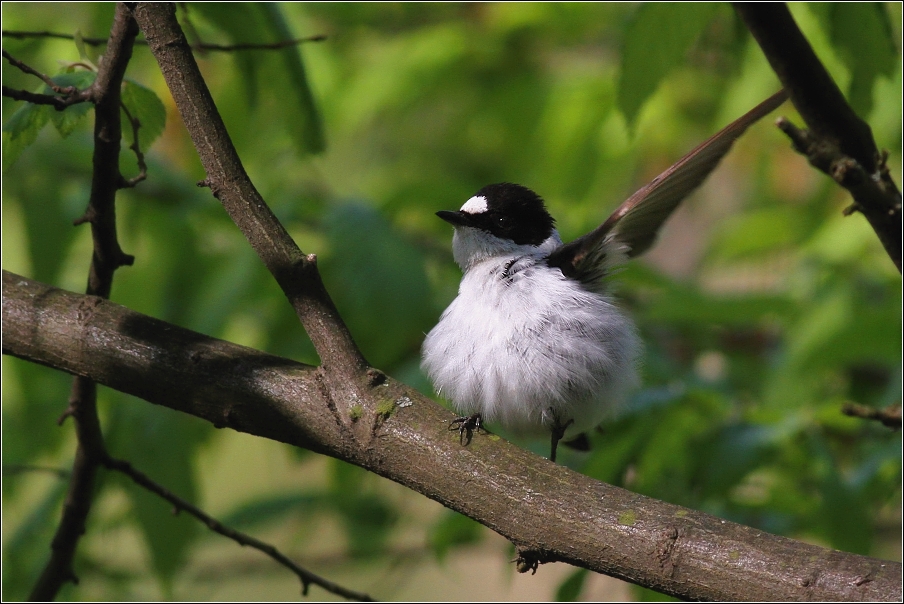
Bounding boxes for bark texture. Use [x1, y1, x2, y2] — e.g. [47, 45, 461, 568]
[5, 270, 900, 602]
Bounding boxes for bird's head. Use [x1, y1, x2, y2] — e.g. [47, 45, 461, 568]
[437, 183, 559, 270]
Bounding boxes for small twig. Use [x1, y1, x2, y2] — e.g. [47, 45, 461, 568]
[3, 48, 64, 89]
[188, 35, 328, 52]
[2, 29, 327, 50]
[2, 464, 71, 479]
[119, 102, 147, 187]
[842, 402, 902, 430]
[103, 456, 376, 601]
[1, 84, 85, 109]
[2, 50, 91, 109]
[3, 29, 114, 45]
[776, 116, 877, 196]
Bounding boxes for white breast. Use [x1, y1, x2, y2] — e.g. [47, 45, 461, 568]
[422, 247, 641, 438]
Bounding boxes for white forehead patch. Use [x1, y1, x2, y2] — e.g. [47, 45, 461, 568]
[460, 195, 488, 214]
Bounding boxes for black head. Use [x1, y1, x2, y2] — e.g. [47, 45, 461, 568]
[436, 183, 555, 246]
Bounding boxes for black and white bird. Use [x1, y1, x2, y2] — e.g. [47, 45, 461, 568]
[421, 91, 787, 462]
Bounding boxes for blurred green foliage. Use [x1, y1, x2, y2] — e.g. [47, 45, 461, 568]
[2, 3, 901, 601]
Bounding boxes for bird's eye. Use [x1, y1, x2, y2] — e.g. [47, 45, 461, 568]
[496, 216, 506, 228]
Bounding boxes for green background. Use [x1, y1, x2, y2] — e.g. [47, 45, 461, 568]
[2, 3, 901, 601]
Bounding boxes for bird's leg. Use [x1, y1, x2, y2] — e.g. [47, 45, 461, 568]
[449, 413, 483, 445]
[548, 412, 574, 463]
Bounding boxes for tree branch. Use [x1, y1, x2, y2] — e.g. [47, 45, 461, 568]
[1, 83, 89, 109]
[118, 101, 147, 187]
[842, 402, 902, 430]
[129, 3, 364, 382]
[1, 29, 327, 50]
[103, 456, 375, 601]
[3, 48, 75, 91]
[4, 270, 900, 602]
[733, 3, 902, 272]
[12, 7, 361, 600]
[113, 4, 901, 599]
[2, 50, 92, 109]
[27, 5, 139, 599]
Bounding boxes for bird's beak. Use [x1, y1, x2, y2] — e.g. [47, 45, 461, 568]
[436, 210, 472, 227]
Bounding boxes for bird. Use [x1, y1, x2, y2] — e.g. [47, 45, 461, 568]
[421, 91, 788, 462]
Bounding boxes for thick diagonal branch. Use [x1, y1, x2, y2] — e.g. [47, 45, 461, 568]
[734, 3, 902, 271]
[4, 271, 901, 603]
[129, 2, 365, 378]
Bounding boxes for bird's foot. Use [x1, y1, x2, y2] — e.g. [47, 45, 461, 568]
[549, 412, 575, 463]
[449, 413, 484, 445]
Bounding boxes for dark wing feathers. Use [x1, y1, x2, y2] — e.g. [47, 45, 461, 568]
[547, 90, 788, 283]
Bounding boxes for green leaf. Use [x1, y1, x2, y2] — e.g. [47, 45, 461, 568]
[3, 70, 97, 169]
[786, 279, 901, 370]
[633, 583, 681, 601]
[187, 3, 268, 105]
[708, 207, 808, 260]
[784, 287, 850, 370]
[220, 492, 324, 529]
[74, 29, 91, 63]
[70, 30, 99, 68]
[2, 101, 51, 171]
[810, 438, 873, 554]
[697, 424, 777, 497]
[189, 2, 325, 155]
[1, 360, 74, 465]
[1, 480, 68, 601]
[48, 101, 92, 138]
[120, 79, 167, 151]
[322, 203, 435, 369]
[618, 3, 720, 126]
[50, 68, 97, 90]
[829, 3, 898, 116]
[47, 72, 97, 138]
[555, 568, 589, 602]
[259, 3, 325, 154]
[106, 396, 206, 594]
[642, 286, 793, 327]
[428, 510, 483, 561]
[329, 460, 398, 558]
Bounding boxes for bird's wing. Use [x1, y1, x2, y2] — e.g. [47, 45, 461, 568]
[547, 90, 788, 284]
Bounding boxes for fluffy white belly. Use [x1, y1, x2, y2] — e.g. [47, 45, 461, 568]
[422, 258, 640, 437]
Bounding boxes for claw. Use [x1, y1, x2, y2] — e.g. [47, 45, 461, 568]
[449, 413, 483, 445]
[548, 410, 575, 463]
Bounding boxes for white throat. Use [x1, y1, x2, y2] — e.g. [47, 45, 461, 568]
[451, 227, 563, 271]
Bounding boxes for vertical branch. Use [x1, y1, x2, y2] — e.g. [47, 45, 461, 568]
[28, 4, 139, 600]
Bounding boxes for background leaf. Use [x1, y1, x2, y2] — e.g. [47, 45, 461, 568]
[1, 3, 899, 600]
[187, 2, 325, 155]
[2, 100, 51, 170]
[259, 3, 325, 154]
[618, 3, 721, 126]
[555, 568, 589, 602]
[105, 396, 207, 595]
[828, 3, 898, 116]
[47, 71, 97, 138]
[120, 79, 167, 151]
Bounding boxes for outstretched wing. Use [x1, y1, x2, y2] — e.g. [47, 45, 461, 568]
[547, 90, 788, 283]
